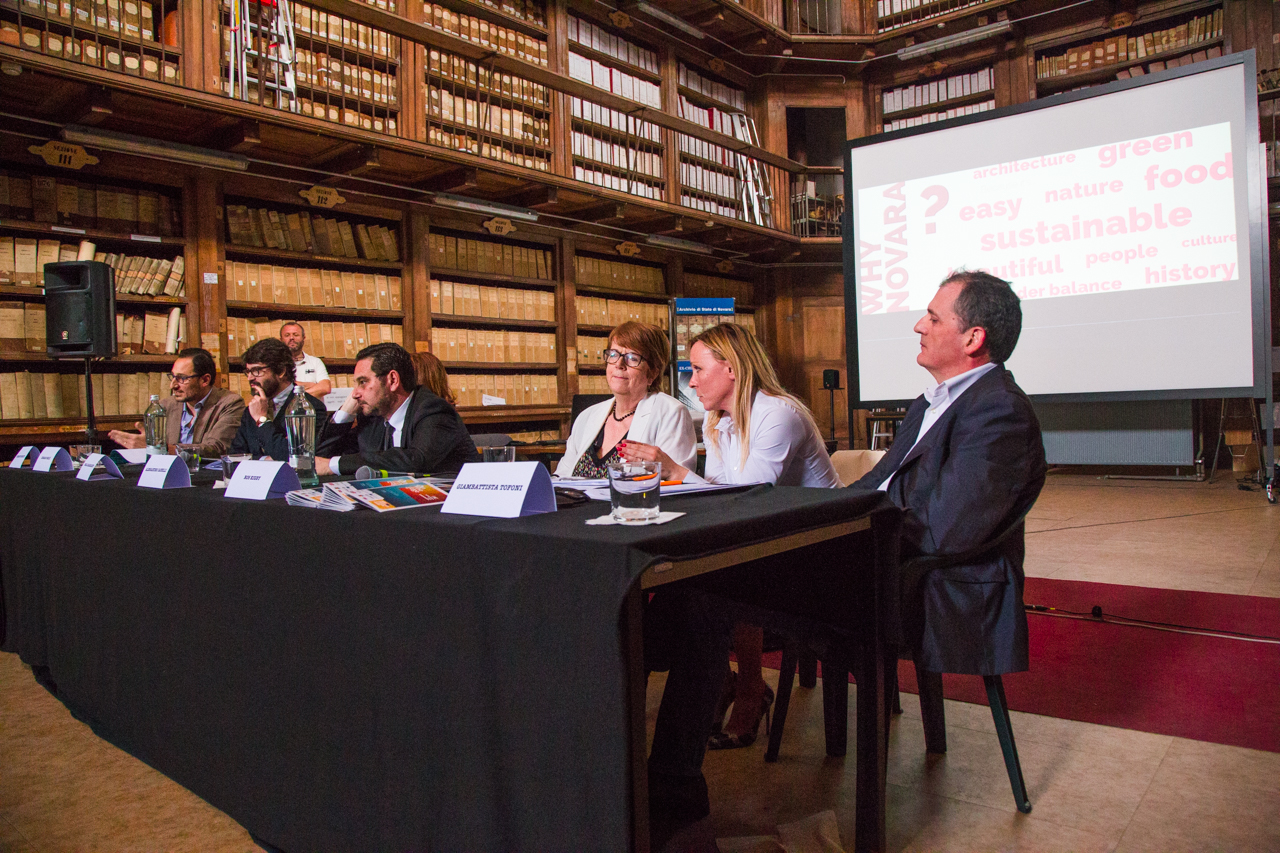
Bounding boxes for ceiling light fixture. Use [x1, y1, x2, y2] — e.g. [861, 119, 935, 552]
[631, 1, 706, 40]
[431, 192, 540, 222]
[896, 20, 1012, 61]
[61, 125, 250, 170]
[646, 233, 714, 255]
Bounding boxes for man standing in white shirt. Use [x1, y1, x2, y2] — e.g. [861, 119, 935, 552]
[281, 322, 331, 400]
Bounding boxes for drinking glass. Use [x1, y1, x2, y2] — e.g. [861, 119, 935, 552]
[220, 454, 252, 484]
[69, 444, 101, 468]
[175, 444, 201, 474]
[482, 445, 517, 463]
[606, 459, 661, 522]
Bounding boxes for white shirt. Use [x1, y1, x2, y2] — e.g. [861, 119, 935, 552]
[294, 353, 330, 386]
[690, 391, 841, 488]
[329, 391, 414, 475]
[879, 362, 997, 492]
[271, 383, 296, 413]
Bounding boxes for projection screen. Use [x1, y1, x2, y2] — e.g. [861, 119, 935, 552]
[844, 53, 1266, 405]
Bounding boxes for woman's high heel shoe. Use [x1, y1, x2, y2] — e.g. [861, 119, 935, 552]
[710, 669, 738, 736]
[707, 685, 774, 750]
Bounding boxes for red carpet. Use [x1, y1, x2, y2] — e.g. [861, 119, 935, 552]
[768, 578, 1280, 753]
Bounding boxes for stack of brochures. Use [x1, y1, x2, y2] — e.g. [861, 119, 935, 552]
[286, 476, 450, 512]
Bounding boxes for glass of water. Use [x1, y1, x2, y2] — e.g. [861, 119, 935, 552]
[175, 444, 201, 474]
[220, 454, 252, 485]
[482, 445, 517, 463]
[606, 459, 661, 522]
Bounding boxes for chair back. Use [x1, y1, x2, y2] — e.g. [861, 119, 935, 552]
[570, 394, 612, 424]
[830, 449, 886, 486]
[471, 433, 512, 448]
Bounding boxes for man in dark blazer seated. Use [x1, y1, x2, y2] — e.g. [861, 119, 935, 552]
[851, 269, 1047, 676]
[646, 270, 1046, 831]
[315, 342, 479, 476]
[229, 337, 329, 461]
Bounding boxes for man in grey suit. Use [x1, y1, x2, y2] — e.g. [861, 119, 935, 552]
[107, 348, 245, 458]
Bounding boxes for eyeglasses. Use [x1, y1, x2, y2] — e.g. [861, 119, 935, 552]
[604, 349, 647, 368]
[244, 366, 272, 378]
[166, 373, 201, 383]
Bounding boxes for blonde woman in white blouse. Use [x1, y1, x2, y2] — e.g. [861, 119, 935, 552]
[621, 322, 839, 748]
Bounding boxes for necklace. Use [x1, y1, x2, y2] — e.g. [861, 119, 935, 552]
[611, 403, 637, 422]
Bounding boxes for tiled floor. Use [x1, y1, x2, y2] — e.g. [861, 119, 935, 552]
[2, 472, 1278, 852]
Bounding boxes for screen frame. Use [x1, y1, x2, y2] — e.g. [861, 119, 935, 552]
[842, 50, 1266, 408]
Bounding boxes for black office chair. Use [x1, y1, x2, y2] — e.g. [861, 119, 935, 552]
[766, 507, 1036, 815]
[570, 393, 612, 424]
[471, 433, 512, 448]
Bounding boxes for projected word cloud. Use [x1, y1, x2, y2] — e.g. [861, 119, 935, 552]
[856, 122, 1238, 315]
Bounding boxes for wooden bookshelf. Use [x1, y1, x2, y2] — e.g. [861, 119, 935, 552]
[1033, 4, 1223, 94]
[1036, 38, 1223, 94]
[431, 314, 556, 330]
[225, 300, 403, 320]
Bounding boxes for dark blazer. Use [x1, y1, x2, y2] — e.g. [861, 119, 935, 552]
[229, 387, 330, 461]
[316, 388, 480, 475]
[852, 365, 1047, 675]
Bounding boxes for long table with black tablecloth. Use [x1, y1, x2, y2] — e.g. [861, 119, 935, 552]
[0, 467, 896, 852]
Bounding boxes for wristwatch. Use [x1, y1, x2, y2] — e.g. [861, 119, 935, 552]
[256, 415, 270, 426]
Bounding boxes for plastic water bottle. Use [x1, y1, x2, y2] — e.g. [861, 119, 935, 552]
[143, 395, 167, 456]
[284, 391, 318, 486]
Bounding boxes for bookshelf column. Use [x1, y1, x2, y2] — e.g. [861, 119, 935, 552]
[660, 43, 681, 210]
[402, 0, 427, 144]
[191, 170, 222, 366]
[558, 235, 577, 404]
[547, 0, 572, 179]
[408, 209, 431, 352]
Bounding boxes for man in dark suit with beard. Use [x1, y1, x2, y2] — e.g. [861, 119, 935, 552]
[315, 342, 479, 476]
[852, 269, 1047, 676]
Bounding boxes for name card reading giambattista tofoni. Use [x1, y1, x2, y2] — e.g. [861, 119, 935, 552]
[441, 461, 556, 518]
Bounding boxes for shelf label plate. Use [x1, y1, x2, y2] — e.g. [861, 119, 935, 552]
[300, 186, 346, 208]
[28, 141, 99, 170]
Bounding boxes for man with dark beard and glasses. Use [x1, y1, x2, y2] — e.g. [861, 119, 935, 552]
[229, 337, 329, 460]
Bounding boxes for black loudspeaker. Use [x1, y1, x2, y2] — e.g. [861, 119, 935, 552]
[822, 369, 841, 390]
[45, 261, 116, 358]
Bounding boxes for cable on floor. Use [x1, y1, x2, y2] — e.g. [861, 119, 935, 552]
[1025, 505, 1271, 536]
[1023, 603, 1280, 644]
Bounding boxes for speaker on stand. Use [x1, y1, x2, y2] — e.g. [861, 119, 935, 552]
[822, 368, 841, 446]
[44, 261, 117, 444]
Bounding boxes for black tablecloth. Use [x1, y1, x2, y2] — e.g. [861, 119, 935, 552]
[0, 468, 890, 852]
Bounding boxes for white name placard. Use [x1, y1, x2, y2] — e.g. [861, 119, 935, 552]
[136, 455, 192, 489]
[441, 461, 555, 518]
[111, 448, 151, 465]
[76, 453, 124, 481]
[10, 446, 36, 468]
[33, 447, 73, 472]
[224, 460, 301, 500]
[322, 387, 353, 411]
